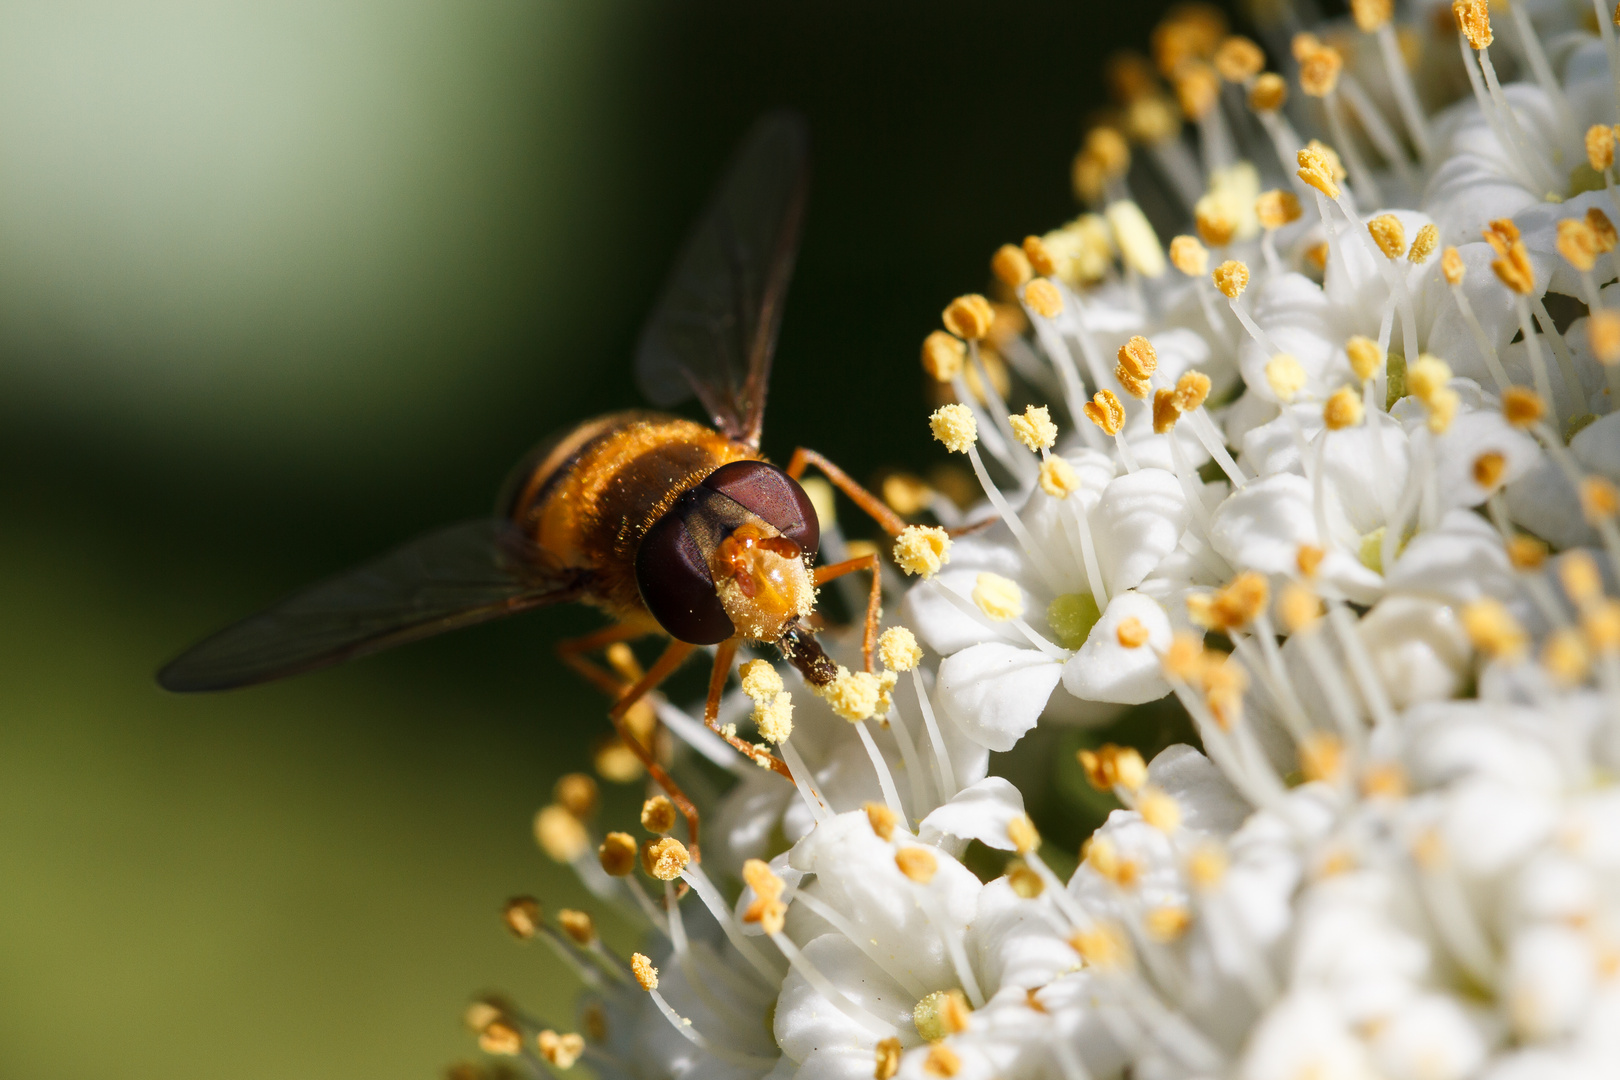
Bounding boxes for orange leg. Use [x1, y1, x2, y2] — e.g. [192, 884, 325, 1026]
[786, 447, 910, 537]
[814, 554, 882, 672]
[600, 638, 708, 858]
[555, 622, 653, 698]
[701, 638, 793, 780]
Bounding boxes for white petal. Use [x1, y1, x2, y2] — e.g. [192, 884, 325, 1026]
[935, 642, 1064, 752]
[1060, 591, 1172, 704]
[918, 776, 1028, 851]
[1092, 467, 1190, 594]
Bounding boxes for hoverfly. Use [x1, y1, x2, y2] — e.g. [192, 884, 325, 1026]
[159, 113, 914, 854]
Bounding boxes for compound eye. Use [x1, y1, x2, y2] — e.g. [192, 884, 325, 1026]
[634, 512, 735, 645]
[701, 460, 819, 557]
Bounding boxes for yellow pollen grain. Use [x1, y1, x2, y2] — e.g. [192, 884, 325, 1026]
[1461, 597, 1528, 660]
[1297, 543, 1326, 578]
[1194, 193, 1238, 247]
[1453, 0, 1492, 49]
[1408, 223, 1439, 264]
[894, 525, 952, 579]
[1352, 0, 1393, 31]
[1323, 386, 1364, 429]
[1265, 353, 1306, 402]
[1346, 335, 1383, 382]
[1472, 451, 1507, 490]
[1138, 788, 1182, 832]
[599, 831, 637, 877]
[1582, 475, 1620, 523]
[820, 666, 884, 721]
[1441, 245, 1466, 285]
[739, 658, 784, 702]
[1145, 905, 1193, 943]
[1009, 404, 1059, 451]
[1589, 310, 1620, 365]
[874, 1037, 902, 1080]
[645, 836, 690, 881]
[1077, 742, 1148, 791]
[1297, 144, 1341, 199]
[1255, 188, 1303, 231]
[942, 294, 994, 340]
[1212, 258, 1250, 299]
[504, 896, 540, 939]
[1022, 276, 1064, 318]
[878, 626, 923, 672]
[921, 330, 965, 382]
[1115, 615, 1151, 648]
[1507, 534, 1548, 571]
[923, 1044, 961, 1078]
[1544, 628, 1592, 684]
[1152, 388, 1182, 434]
[535, 804, 588, 863]
[1250, 72, 1288, 112]
[973, 572, 1025, 622]
[1280, 583, 1322, 632]
[558, 908, 596, 945]
[754, 691, 794, 743]
[1040, 456, 1080, 498]
[1558, 218, 1600, 272]
[640, 795, 677, 834]
[1502, 385, 1547, 428]
[1589, 124, 1616, 172]
[929, 403, 978, 453]
[1083, 388, 1127, 436]
[1173, 369, 1213, 411]
[1007, 814, 1041, 855]
[537, 1030, 585, 1069]
[1215, 35, 1265, 82]
[895, 846, 938, 884]
[1561, 550, 1604, 605]
[1169, 234, 1210, 277]
[1367, 214, 1406, 260]
[631, 952, 659, 991]
[1297, 40, 1343, 97]
[865, 801, 898, 841]
[1589, 207, 1618, 251]
[991, 243, 1032, 287]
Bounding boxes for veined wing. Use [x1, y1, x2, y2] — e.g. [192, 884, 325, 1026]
[634, 111, 809, 448]
[158, 519, 584, 692]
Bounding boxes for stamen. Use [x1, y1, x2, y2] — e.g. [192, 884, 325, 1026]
[1213, 259, 1281, 356]
[634, 953, 781, 1070]
[1440, 247, 1510, 392]
[676, 860, 782, 984]
[855, 720, 906, 819]
[910, 667, 958, 800]
[1084, 388, 1140, 472]
[1354, 0, 1432, 161]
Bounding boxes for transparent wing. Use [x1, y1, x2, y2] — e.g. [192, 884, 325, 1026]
[158, 520, 585, 692]
[634, 111, 809, 447]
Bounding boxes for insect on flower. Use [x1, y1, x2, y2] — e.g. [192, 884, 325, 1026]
[157, 114, 927, 856]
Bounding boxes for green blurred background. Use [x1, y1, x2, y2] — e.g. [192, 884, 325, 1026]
[0, 2, 1182, 1076]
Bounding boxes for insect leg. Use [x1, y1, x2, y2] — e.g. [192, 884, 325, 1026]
[555, 622, 655, 697]
[604, 639, 708, 859]
[785, 447, 909, 537]
[703, 638, 792, 779]
[813, 554, 882, 672]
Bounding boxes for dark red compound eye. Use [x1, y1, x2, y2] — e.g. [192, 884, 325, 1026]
[699, 460, 819, 556]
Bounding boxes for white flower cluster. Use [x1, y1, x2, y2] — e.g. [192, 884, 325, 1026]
[459, 2, 1620, 1078]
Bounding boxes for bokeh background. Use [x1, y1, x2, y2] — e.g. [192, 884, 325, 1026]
[0, 2, 1189, 1076]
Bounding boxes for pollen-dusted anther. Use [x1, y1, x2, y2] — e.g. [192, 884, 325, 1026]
[1345, 336, 1383, 382]
[1461, 597, 1528, 660]
[1584, 599, 1620, 654]
[874, 1037, 902, 1080]
[1304, 242, 1330, 273]
[598, 831, 637, 877]
[537, 1030, 585, 1070]
[920, 330, 965, 382]
[1299, 732, 1345, 783]
[864, 800, 897, 841]
[640, 795, 677, 835]
[895, 846, 938, 884]
[1249, 72, 1287, 112]
[1138, 788, 1182, 832]
[554, 773, 599, 820]
[1507, 534, 1548, 570]
[1482, 217, 1519, 253]
[1194, 193, 1237, 247]
[1490, 240, 1536, 294]
[923, 1043, 962, 1078]
[1559, 218, 1601, 273]
[1083, 388, 1127, 435]
[1255, 189, 1303, 231]
[1108, 615, 1148, 649]
[1502, 386, 1546, 428]
[644, 836, 690, 881]
[1152, 388, 1182, 434]
[1169, 234, 1209, 276]
[1108, 200, 1168, 277]
[818, 666, 885, 721]
[1589, 207, 1618, 251]
[942, 294, 994, 340]
[1173, 370, 1212, 412]
[991, 243, 1032, 288]
[1297, 543, 1325, 578]
[479, 1020, 524, 1057]
[1214, 34, 1265, 81]
[1116, 335, 1159, 399]
[1582, 476, 1620, 523]
[1040, 456, 1080, 498]
[503, 896, 540, 939]
[1174, 61, 1221, 119]
[1212, 570, 1270, 630]
[1265, 353, 1306, 402]
[1351, 0, 1392, 31]
[1211, 258, 1249, 299]
[1408, 223, 1439, 264]
[1009, 404, 1059, 451]
[1077, 742, 1148, 792]
[1543, 628, 1592, 684]
[1022, 277, 1063, 318]
[558, 908, 596, 945]
[894, 524, 952, 579]
[739, 658, 784, 703]
[1441, 245, 1466, 285]
[1083, 126, 1131, 177]
[1561, 549, 1604, 604]
[1589, 124, 1616, 172]
[1406, 354, 1452, 402]
[630, 952, 659, 992]
[875, 628, 922, 675]
[1467, 450, 1509, 491]
[1297, 144, 1341, 199]
[1162, 631, 1208, 682]
[1296, 38, 1343, 97]
[535, 804, 588, 863]
[1279, 582, 1322, 633]
[1592, 311, 1620, 365]
[972, 572, 1024, 622]
[881, 473, 932, 517]
[1022, 234, 1060, 277]
[1452, 0, 1492, 49]
[1007, 814, 1040, 854]
[914, 988, 973, 1043]
[929, 403, 978, 453]
[1367, 214, 1406, 260]
[1200, 653, 1249, 729]
[1323, 386, 1364, 430]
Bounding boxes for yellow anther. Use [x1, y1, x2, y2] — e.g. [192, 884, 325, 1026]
[878, 626, 923, 672]
[1152, 388, 1182, 433]
[1009, 404, 1059, 451]
[1543, 628, 1592, 684]
[1265, 353, 1307, 402]
[1008, 814, 1041, 854]
[1471, 451, 1507, 490]
[1453, 0, 1492, 49]
[535, 804, 588, 863]
[1162, 631, 1209, 681]
[1023, 277, 1064, 318]
[598, 831, 637, 877]
[1351, 0, 1393, 31]
[1249, 72, 1288, 112]
[1561, 550, 1604, 605]
[1346, 336, 1383, 382]
[1304, 241, 1330, 274]
[1323, 386, 1364, 429]
[913, 988, 972, 1043]
[1298, 543, 1326, 578]
[1588, 207, 1618, 251]
[1461, 597, 1527, 660]
[753, 691, 794, 743]
[739, 659, 784, 702]
[865, 801, 897, 841]
[1070, 924, 1132, 969]
[742, 857, 784, 901]
[1138, 788, 1182, 832]
[1175, 62, 1221, 119]
[537, 1030, 585, 1070]
[479, 1020, 523, 1056]
[1077, 743, 1149, 792]
[645, 836, 690, 881]
[1145, 905, 1193, 942]
[1194, 192, 1238, 247]
[1215, 35, 1265, 81]
[1483, 218, 1520, 253]
[640, 795, 677, 834]
[1117, 335, 1159, 399]
[1187, 843, 1229, 887]
[1441, 245, 1466, 286]
[882, 473, 933, 517]
[1212, 570, 1270, 630]
[558, 908, 596, 945]
[1297, 143, 1341, 199]
[504, 896, 540, 939]
[1108, 200, 1168, 277]
[1083, 388, 1127, 435]
[1490, 239, 1536, 294]
[1212, 258, 1250, 299]
[929, 403, 978, 452]
[923, 1043, 962, 1078]
[1279, 582, 1322, 632]
[1173, 369, 1213, 411]
[1255, 188, 1303, 230]
[1023, 234, 1060, 276]
[973, 572, 1025, 622]
[1116, 616, 1151, 648]
[1507, 534, 1548, 571]
[1083, 126, 1132, 178]
[1040, 456, 1080, 498]
[991, 243, 1033, 287]
[894, 525, 952, 579]
[1006, 861, 1043, 898]
[1360, 761, 1408, 798]
[1589, 124, 1616, 172]
[1502, 385, 1546, 428]
[1584, 599, 1620, 652]
[1169, 234, 1210, 276]
[874, 1037, 902, 1080]
[1559, 218, 1601, 273]
[1425, 387, 1459, 433]
[1200, 653, 1250, 729]
[1299, 732, 1345, 782]
[1406, 354, 1453, 403]
[631, 952, 659, 991]
[1408, 223, 1439, 264]
[1297, 39, 1343, 97]
[1367, 214, 1407, 260]
[895, 846, 938, 883]
[819, 666, 884, 721]
[554, 773, 599, 820]
[1588, 311, 1620, 369]
[921, 330, 965, 382]
[1582, 476, 1620, 523]
[942, 294, 994, 340]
